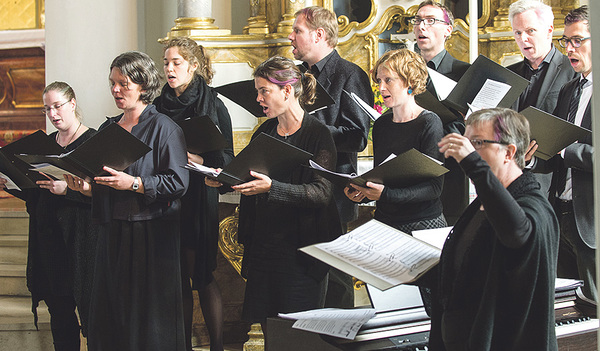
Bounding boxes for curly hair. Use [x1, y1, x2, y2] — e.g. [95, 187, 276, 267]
[371, 49, 428, 95]
[163, 37, 214, 84]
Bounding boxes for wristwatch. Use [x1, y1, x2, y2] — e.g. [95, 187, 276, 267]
[132, 177, 140, 191]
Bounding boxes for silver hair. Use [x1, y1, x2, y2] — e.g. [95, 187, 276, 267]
[508, 0, 554, 27]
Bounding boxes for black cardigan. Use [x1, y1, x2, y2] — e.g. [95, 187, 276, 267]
[237, 113, 342, 281]
[429, 152, 559, 351]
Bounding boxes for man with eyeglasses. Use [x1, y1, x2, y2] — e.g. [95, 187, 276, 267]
[412, 0, 471, 226]
[531, 6, 596, 302]
[506, 0, 576, 199]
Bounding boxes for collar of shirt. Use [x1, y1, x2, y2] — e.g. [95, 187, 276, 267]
[426, 49, 447, 70]
[303, 49, 336, 77]
[524, 45, 556, 74]
[574, 71, 593, 127]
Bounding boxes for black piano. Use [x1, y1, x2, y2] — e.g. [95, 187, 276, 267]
[267, 282, 597, 351]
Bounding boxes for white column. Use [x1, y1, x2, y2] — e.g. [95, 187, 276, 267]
[178, 0, 212, 18]
[45, 0, 139, 131]
[468, 0, 478, 63]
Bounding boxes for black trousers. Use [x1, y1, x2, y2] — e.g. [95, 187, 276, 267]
[44, 295, 80, 351]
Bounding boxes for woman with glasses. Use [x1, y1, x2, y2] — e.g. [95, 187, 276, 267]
[66, 51, 189, 350]
[433, 108, 559, 350]
[153, 37, 233, 351]
[0, 81, 97, 350]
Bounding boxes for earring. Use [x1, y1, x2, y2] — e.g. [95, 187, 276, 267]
[407, 87, 413, 95]
[285, 95, 289, 101]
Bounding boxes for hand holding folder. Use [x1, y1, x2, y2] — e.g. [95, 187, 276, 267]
[185, 132, 313, 186]
[520, 106, 592, 160]
[17, 123, 151, 182]
[0, 130, 64, 189]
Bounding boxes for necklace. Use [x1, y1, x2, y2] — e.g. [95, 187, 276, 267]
[56, 121, 82, 148]
[277, 122, 299, 139]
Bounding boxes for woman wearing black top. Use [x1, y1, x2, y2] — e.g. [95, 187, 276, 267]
[66, 51, 189, 351]
[1, 81, 97, 350]
[206, 56, 341, 334]
[154, 37, 234, 351]
[344, 49, 446, 233]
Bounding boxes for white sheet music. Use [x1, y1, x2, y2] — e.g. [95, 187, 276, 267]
[470, 79, 511, 110]
[350, 92, 381, 121]
[29, 163, 78, 180]
[184, 161, 220, 177]
[278, 308, 376, 340]
[300, 220, 441, 290]
[0, 171, 21, 191]
[412, 226, 452, 250]
[427, 68, 457, 100]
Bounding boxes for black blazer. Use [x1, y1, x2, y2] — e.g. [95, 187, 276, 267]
[310, 49, 374, 222]
[551, 77, 594, 248]
[426, 51, 471, 225]
[507, 49, 576, 113]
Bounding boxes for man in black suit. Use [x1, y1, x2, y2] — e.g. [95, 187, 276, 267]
[289, 6, 373, 308]
[507, 0, 576, 196]
[531, 6, 595, 301]
[413, 0, 470, 225]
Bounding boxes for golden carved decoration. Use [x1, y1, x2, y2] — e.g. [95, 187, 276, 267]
[0, 0, 39, 30]
[167, 17, 231, 38]
[243, 323, 264, 351]
[218, 206, 244, 276]
[7, 68, 44, 109]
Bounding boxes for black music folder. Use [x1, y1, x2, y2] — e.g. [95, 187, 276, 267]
[176, 115, 227, 154]
[0, 130, 64, 189]
[185, 132, 313, 186]
[521, 106, 592, 160]
[344, 90, 382, 121]
[308, 148, 448, 188]
[416, 55, 529, 116]
[215, 79, 335, 117]
[17, 123, 151, 181]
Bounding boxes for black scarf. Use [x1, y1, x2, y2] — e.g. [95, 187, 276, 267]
[154, 76, 217, 122]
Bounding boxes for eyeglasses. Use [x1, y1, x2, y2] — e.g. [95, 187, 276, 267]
[410, 17, 449, 26]
[558, 36, 591, 48]
[41, 100, 70, 115]
[470, 139, 509, 150]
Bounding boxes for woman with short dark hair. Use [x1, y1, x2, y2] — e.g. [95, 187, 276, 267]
[67, 51, 189, 351]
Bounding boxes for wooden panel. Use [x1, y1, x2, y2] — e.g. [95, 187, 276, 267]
[0, 47, 45, 146]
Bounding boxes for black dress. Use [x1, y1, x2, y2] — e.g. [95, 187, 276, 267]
[237, 114, 342, 323]
[8, 128, 98, 339]
[154, 76, 234, 288]
[87, 105, 189, 351]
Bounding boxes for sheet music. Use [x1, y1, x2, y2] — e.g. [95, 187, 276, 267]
[470, 79, 511, 110]
[412, 226, 452, 249]
[349, 91, 381, 121]
[0, 171, 21, 191]
[29, 163, 79, 180]
[184, 161, 220, 177]
[278, 308, 376, 340]
[300, 220, 441, 290]
[427, 68, 457, 100]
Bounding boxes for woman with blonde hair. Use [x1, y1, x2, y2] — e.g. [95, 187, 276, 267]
[344, 49, 446, 313]
[1, 81, 97, 350]
[153, 37, 234, 351]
